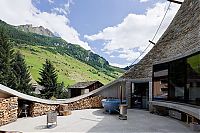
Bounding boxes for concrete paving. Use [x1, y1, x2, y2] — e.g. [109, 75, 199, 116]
[0, 109, 196, 132]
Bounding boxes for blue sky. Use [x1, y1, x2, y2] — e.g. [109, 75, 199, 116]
[0, 0, 181, 67]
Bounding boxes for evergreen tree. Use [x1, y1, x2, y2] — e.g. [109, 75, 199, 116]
[38, 59, 58, 99]
[56, 82, 68, 99]
[0, 28, 16, 88]
[12, 51, 32, 94]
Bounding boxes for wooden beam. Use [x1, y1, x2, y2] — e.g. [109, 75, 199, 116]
[149, 40, 156, 45]
[167, 0, 183, 4]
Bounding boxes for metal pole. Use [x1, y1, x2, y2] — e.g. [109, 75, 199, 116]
[120, 86, 122, 104]
[167, 0, 182, 4]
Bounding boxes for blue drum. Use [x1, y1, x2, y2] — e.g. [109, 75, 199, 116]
[101, 99, 126, 114]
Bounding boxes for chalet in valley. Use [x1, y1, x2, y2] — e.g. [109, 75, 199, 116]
[68, 81, 103, 98]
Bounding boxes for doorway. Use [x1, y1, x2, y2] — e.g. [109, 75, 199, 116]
[131, 82, 149, 109]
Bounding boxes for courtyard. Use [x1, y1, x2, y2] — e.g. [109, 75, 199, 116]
[0, 109, 196, 132]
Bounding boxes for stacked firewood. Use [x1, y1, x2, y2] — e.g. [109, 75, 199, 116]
[59, 96, 104, 111]
[58, 105, 71, 116]
[0, 97, 18, 126]
[29, 103, 58, 117]
[29, 96, 103, 117]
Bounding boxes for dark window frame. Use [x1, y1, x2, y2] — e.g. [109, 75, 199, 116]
[152, 51, 200, 106]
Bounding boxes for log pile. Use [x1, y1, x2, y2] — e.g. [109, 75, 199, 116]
[59, 96, 104, 111]
[29, 103, 58, 117]
[0, 95, 104, 126]
[59, 110, 71, 116]
[0, 97, 18, 126]
[29, 96, 104, 117]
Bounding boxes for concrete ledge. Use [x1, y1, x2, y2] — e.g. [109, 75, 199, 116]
[0, 79, 121, 105]
[150, 101, 200, 120]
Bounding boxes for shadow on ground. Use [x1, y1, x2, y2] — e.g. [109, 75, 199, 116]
[87, 109, 195, 133]
[35, 124, 57, 130]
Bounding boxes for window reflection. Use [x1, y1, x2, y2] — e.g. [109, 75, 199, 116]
[169, 59, 185, 102]
[187, 53, 200, 105]
[153, 52, 200, 106]
[153, 63, 168, 100]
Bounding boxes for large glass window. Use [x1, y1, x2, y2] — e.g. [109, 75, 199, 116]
[187, 53, 200, 105]
[168, 59, 186, 102]
[153, 63, 168, 100]
[153, 52, 200, 106]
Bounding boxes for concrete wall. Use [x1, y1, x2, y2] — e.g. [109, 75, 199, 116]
[96, 81, 126, 99]
[95, 79, 152, 109]
[149, 82, 153, 102]
[0, 92, 11, 98]
[126, 81, 132, 108]
[150, 101, 200, 120]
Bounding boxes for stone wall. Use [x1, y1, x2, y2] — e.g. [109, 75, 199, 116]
[0, 97, 18, 126]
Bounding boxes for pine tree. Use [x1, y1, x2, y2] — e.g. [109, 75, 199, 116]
[38, 59, 58, 99]
[56, 82, 68, 99]
[0, 28, 16, 88]
[12, 51, 32, 94]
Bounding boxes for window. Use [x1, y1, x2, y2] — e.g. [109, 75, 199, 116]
[187, 53, 200, 105]
[168, 59, 185, 101]
[153, 63, 168, 100]
[153, 52, 200, 106]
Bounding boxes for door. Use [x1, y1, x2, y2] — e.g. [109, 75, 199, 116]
[131, 82, 149, 109]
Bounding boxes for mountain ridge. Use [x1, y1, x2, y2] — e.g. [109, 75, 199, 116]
[15, 24, 55, 37]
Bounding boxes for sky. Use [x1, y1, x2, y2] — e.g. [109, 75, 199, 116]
[0, 0, 183, 68]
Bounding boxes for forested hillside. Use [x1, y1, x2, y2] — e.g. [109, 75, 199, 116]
[0, 20, 124, 86]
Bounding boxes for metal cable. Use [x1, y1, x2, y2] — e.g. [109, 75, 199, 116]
[126, 2, 172, 70]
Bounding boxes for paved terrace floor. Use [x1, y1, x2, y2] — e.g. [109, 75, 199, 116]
[0, 109, 196, 133]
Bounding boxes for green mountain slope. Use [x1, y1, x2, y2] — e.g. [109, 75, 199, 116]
[16, 45, 119, 85]
[0, 20, 124, 86]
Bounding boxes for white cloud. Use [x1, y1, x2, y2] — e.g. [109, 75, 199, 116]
[118, 49, 141, 61]
[139, 0, 149, 3]
[109, 62, 131, 68]
[52, 7, 68, 16]
[48, 0, 54, 4]
[0, 0, 91, 50]
[51, 0, 73, 15]
[110, 55, 115, 58]
[85, 2, 181, 64]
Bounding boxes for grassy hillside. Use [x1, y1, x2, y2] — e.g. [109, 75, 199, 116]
[187, 54, 200, 73]
[0, 20, 124, 81]
[0, 20, 123, 74]
[16, 45, 121, 86]
[0, 20, 124, 86]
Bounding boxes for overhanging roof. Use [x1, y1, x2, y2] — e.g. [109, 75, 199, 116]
[154, 47, 200, 65]
[122, 0, 200, 79]
[68, 81, 102, 89]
